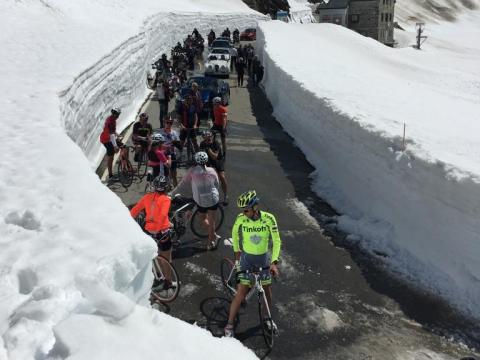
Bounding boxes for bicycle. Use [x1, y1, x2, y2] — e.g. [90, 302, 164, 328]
[179, 127, 198, 168]
[170, 194, 224, 240]
[117, 145, 135, 188]
[220, 258, 277, 349]
[150, 251, 180, 304]
[136, 143, 149, 179]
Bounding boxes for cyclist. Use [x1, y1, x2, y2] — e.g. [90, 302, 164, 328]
[177, 94, 199, 153]
[148, 133, 171, 178]
[224, 190, 281, 338]
[199, 130, 228, 205]
[211, 96, 228, 156]
[132, 112, 152, 162]
[171, 151, 220, 250]
[158, 116, 181, 187]
[130, 175, 173, 292]
[99, 107, 121, 180]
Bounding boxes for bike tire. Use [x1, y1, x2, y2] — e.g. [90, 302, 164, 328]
[259, 296, 274, 349]
[220, 257, 237, 299]
[117, 161, 133, 188]
[150, 255, 180, 303]
[137, 150, 148, 179]
[190, 205, 224, 238]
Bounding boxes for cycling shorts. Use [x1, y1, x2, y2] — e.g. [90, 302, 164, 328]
[103, 142, 114, 156]
[239, 253, 271, 286]
[148, 229, 172, 252]
[211, 124, 226, 137]
[180, 128, 198, 142]
[197, 202, 219, 213]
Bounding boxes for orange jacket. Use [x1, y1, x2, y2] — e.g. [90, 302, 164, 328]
[130, 193, 171, 233]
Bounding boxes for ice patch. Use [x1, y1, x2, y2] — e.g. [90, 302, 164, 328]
[181, 283, 199, 297]
[185, 262, 223, 291]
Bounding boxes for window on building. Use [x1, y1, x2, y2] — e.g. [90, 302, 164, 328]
[322, 15, 332, 23]
[381, 13, 384, 22]
[390, 13, 393, 21]
[350, 14, 360, 23]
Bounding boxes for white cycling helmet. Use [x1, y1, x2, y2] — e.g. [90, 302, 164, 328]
[152, 133, 165, 143]
[194, 151, 209, 165]
[212, 96, 222, 105]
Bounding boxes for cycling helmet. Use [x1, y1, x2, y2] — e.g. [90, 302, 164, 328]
[139, 112, 148, 120]
[111, 107, 121, 115]
[152, 133, 165, 143]
[152, 175, 169, 192]
[194, 151, 209, 165]
[202, 130, 213, 138]
[212, 96, 222, 105]
[237, 190, 259, 208]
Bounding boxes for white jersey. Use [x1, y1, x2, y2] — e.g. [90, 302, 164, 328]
[176, 165, 219, 207]
[158, 128, 179, 155]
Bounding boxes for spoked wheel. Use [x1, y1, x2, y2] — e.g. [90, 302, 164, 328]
[259, 297, 275, 349]
[117, 161, 134, 188]
[150, 255, 180, 303]
[137, 150, 148, 179]
[220, 257, 237, 299]
[190, 205, 224, 238]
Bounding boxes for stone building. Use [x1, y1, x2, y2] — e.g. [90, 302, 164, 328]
[315, 0, 395, 46]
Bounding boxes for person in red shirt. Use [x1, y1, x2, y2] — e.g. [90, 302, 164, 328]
[100, 108, 121, 180]
[211, 97, 228, 156]
[130, 175, 173, 292]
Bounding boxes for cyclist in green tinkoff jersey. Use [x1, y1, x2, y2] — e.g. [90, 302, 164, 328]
[224, 190, 281, 338]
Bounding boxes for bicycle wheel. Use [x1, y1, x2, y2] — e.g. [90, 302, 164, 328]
[220, 258, 237, 298]
[150, 255, 180, 303]
[137, 150, 148, 179]
[258, 295, 274, 349]
[117, 161, 133, 188]
[190, 205, 224, 238]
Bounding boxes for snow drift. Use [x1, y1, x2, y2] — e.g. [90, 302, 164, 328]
[287, 0, 316, 23]
[0, 0, 265, 358]
[256, 19, 480, 320]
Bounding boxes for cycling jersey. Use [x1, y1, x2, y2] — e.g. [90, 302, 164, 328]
[100, 115, 117, 144]
[232, 211, 281, 263]
[133, 122, 152, 139]
[174, 165, 219, 208]
[130, 193, 171, 233]
[213, 105, 228, 127]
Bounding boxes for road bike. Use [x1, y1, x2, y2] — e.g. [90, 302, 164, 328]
[150, 250, 180, 304]
[220, 258, 277, 349]
[178, 128, 198, 168]
[170, 195, 224, 240]
[117, 145, 135, 188]
[136, 142, 149, 179]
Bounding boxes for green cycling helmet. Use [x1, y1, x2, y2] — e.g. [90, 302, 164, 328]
[237, 190, 259, 208]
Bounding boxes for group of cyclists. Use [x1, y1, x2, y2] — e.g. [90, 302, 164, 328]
[99, 27, 280, 340]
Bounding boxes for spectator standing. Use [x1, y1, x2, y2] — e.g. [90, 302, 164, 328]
[230, 46, 238, 72]
[236, 57, 246, 87]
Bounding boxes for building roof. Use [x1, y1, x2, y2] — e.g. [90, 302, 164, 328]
[317, 0, 349, 9]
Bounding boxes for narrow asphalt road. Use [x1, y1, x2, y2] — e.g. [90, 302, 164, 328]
[101, 53, 480, 359]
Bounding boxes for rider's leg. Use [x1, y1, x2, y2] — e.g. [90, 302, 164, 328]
[206, 209, 217, 245]
[221, 133, 227, 156]
[107, 155, 114, 178]
[227, 284, 250, 324]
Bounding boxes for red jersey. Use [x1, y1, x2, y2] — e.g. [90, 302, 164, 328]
[213, 105, 228, 126]
[100, 115, 117, 144]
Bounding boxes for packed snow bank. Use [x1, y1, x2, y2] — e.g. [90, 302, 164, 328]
[257, 20, 480, 319]
[395, 0, 480, 26]
[287, 0, 316, 23]
[0, 0, 264, 358]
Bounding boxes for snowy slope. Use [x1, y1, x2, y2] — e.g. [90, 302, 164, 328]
[0, 1, 265, 359]
[256, 16, 480, 320]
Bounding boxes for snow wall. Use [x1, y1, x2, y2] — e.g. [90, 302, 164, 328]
[61, 12, 265, 168]
[256, 23, 480, 320]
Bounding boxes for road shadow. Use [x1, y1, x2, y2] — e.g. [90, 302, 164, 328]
[246, 80, 480, 351]
[173, 237, 208, 259]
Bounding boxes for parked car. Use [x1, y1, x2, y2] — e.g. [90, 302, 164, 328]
[176, 75, 230, 114]
[240, 28, 256, 41]
[205, 48, 231, 77]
